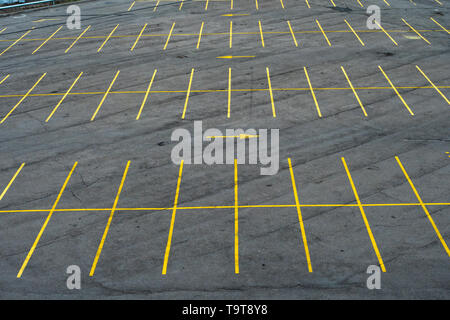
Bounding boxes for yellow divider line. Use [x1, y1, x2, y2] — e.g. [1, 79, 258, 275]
[131, 24, 147, 51]
[91, 70, 120, 121]
[162, 160, 184, 275]
[430, 17, 449, 34]
[0, 30, 32, 57]
[266, 67, 276, 117]
[342, 157, 386, 272]
[402, 19, 431, 45]
[136, 69, 157, 120]
[288, 158, 312, 272]
[98, 24, 119, 52]
[1, 73, 46, 124]
[0, 74, 10, 86]
[375, 21, 398, 45]
[227, 67, 231, 118]
[65, 25, 91, 53]
[344, 19, 365, 46]
[229, 21, 233, 48]
[181, 68, 194, 119]
[304, 67, 322, 117]
[46, 72, 83, 122]
[287, 21, 298, 47]
[258, 20, 265, 47]
[415, 66, 449, 104]
[230, 0, 233, 10]
[378, 65, 414, 115]
[197, 22, 204, 49]
[234, 159, 239, 274]
[316, 19, 331, 46]
[17, 162, 78, 278]
[32, 26, 62, 54]
[163, 22, 175, 50]
[341, 66, 367, 116]
[0, 163, 25, 201]
[395, 156, 450, 257]
[90, 161, 130, 276]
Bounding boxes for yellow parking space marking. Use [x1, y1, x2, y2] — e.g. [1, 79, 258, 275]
[266, 67, 276, 117]
[217, 55, 255, 59]
[46, 72, 83, 122]
[90, 161, 131, 277]
[341, 66, 367, 116]
[280, 0, 285, 9]
[32, 26, 63, 54]
[0, 30, 32, 57]
[258, 20, 265, 47]
[65, 25, 91, 53]
[179, 0, 183, 10]
[402, 19, 431, 45]
[344, 19, 365, 46]
[196, 22, 204, 49]
[395, 156, 450, 257]
[383, 0, 390, 6]
[229, 21, 233, 48]
[0, 27, 6, 34]
[230, 0, 233, 10]
[409, 0, 416, 5]
[98, 24, 119, 52]
[305, 0, 310, 8]
[205, 0, 209, 10]
[162, 160, 184, 275]
[342, 157, 386, 272]
[287, 21, 298, 47]
[181, 68, 194, 119]
[255, 0, 259, 10]
[316, 19, 331, 46]
[304, 67, 322, 118]
[153, 0, 160, 11]
[163, 22, 175, 50]
[0, 74, 9, 86]
[91, 70, 120, 121]
[375, 21, 398, 45]
[430, 17, 449, 34]
[222, 13, 249, 16]
[357, 0, 363, 7]
[288, 158, 312, 272]
[128, 1, 135, 11]
[234, 159, 239, 274]
[0, 163, 25, 201]
[1, 73, 46, 124]
[434, 0, 442, 5]
[415, 66, 449, 104]
[330, 0, 336, 6]
[136, 69, 157, 120]
[378, 66, 414, 115]
[227, 67, 231, 118]
[17, 162, 78, 278]
[131, 24, 147, 51]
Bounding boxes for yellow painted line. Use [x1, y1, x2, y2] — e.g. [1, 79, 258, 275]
[234, 159, 239, 274]
[342, 157, 386, 272]
[17, 162, 77, 278]
[162, 160, 184, 275]
[1, 73, 46, 124]
[357, 0, 363, 7]
[136, 69, 157, 120]
[230, 0, 233, 10]
[434, 0, 442, 5]
[316, 19, 331, 46]
[402, 19, 430, 45]
[217, 55, 255, 59]
[0, 163, 25, 201]
[383, 0, 390, 6]
[287, 21, 298, 47]
[97, 24, 119, 52]
[378, 66, 414, 115]
[288, 158, 312, 272]
[128, 1, 135, 10]
[0, 27, 6, 34]
[179, 0, 183, 10]
[409, 0, 416, 5]
[181, 68, 194, 119]
[65, 25, 91, 53]
[344, 19, 365, 46]
[416, 66, 449, 104]
[90, 161, 130, 276]
[330, 0, 336, 6]
[32, 26, 62, 54]
[430, 17, 449, 34]
[222, 13, 249, 16]
[163, 22, 175, 50]
[255, 0, 259, 10]
[395, 156, 450, 257]
[266, 67, 276, 117]
[304, 67, 322, 118]
[305, 0, 310, 8]
[206, 134, 259, 139]
[46, 72, 83, 122]
[258, 20, 265, 47]
[280, 0, 285, 9]
[91, 70, 120, 121]
[0, 30, 32, 57]
[341, 66, 367, 117]
[153, 0, 160, 11]
[0, 74, 9, 86]
[33, 18, 60, 23]
[131, 24, 147, 51]
[375, 21, 398, 45]
[196, 22, 204, 49]
[205, 0, 209, 9]
[227, 67, 231, 118]
[229, 21, 232, 48]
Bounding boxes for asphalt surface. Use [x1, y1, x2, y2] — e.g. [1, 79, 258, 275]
[0, 0, 449, 299]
